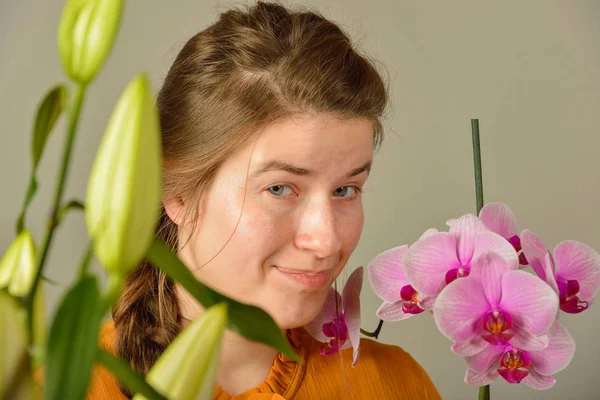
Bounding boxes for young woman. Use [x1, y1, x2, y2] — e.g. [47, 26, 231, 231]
[90, 2, 441, 399]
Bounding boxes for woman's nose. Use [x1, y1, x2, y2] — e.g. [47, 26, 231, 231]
[294, 198, 342, 259]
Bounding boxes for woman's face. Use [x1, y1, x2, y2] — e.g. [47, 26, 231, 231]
[172, 113, 374, 329]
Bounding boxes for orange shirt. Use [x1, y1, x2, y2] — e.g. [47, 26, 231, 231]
[83, 321, 440, 400]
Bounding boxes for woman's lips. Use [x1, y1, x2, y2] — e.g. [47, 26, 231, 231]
[275, 267, 331, 290]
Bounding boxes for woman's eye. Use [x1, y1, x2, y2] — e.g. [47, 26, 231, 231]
[333, 186, 362, 198]
[267, 185, 293, 197]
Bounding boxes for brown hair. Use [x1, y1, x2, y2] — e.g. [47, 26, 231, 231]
[112, 1, 389, 396]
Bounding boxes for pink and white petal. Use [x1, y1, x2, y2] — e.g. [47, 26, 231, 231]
[471, 231, 520, 278]
[542, 253, 559, 295]
[449, 214, 488, 266]
[521, 229, 552, 282]
[304, 288, 341, 342]
[479, 202, 518, 238]
[419, 228, 439, 240]
[510, 331, 549, 353]
[521, 370, 556, 390]
[500, 270, 559, 336]
[446, 219, 457, 228]
[367, 246, 409, 303]
[474, 252, 515, 307]
[417, 294, 436, 310]
[403, 232, 461, 296]
[464, 343, 506, 373]
[452, 336, 490, 357]
[554, 240, 600, 301]
[433, 277, 489, 342]
[376, 301, 415, 322]
[342, 267, 363, 366]
[465, 368, 498, 387]
[529, 321, 575, 376]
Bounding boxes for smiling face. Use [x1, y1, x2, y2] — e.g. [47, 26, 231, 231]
[170, 113, 374, 329]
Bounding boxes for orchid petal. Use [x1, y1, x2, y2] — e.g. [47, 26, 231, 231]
[475, 252, 514, 307]
[304, 288, 341, 342]
[465, 368, 498, 386]
[403, 232, 460, 296]
[433, 277, 489, 342]
[542, 253, 560, 295]
[376, 301, 416, 321]
[520, 230, 552, 282]
[500, 270, 558, 336]
[529, 322, 575, 376]
[452, 336, 490, 357]
[470, 231, 520, 278]
[521, 369, 555, 390]
[446, 219, 457, 228]
[554, 240, 600, 301]
[418, 294, 436, 310]
[342, 267, 363, 366]
[449, 214, 488, 266]
[510, 331, 549, 353]
[419, 228, 439, 240]
[367, 246, 409, 303]
[464, 343, 505, 373]
[479, 203, 518, 238]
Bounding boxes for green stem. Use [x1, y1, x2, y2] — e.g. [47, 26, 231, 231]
[472, 119, 489, 398]
[478, 384, 490, 400]
[25, 83, 87, 345]
[471, 119, 484, 214]
[96, 348, 167, 400]
[360, 319, 384, 339]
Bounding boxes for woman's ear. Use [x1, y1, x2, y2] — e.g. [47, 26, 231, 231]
[163, 196, 186, 226]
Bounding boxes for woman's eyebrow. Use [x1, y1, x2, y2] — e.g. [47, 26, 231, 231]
[251, 160, 372, 178]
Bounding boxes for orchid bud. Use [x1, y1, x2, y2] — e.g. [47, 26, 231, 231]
[0, 230, 37, 297]
[133, 303, 228, 400]
[0, 292, 40, 399]
[85, 73, 162, 275]
[57, 0, 124, 84]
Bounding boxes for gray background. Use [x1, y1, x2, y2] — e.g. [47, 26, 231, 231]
[1, 1, 599, 399]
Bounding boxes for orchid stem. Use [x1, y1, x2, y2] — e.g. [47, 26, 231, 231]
[472, 119, 489, 398]
[471, 119, 484, 214]
[360, 319, 384, 339]
[478, 384, 490, 400]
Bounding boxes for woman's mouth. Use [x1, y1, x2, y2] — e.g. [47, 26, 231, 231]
[275, 267, 332, 290]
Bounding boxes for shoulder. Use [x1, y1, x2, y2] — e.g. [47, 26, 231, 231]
[299, 332, 440, 400]
[87, 320, 127, 400]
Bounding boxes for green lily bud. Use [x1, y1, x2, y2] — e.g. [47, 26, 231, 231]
[133, 303, 228, 400]
[0, 292, 40, 399]
[85, 73, 162, 275]
[57, 0, 124, 84]
[0, 230, 37, 297]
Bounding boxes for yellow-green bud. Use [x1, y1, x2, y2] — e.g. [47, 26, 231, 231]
[57, 0, 124, 84]
[0, 292, 40, 399]
[85, 73, 162, 274]
[133, 303, 228, 400]
[0, 230, 37, 297]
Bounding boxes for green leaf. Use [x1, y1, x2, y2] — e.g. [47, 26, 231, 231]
[32, 85, 67, 169]
[96, 349, 166, 400]
[15, 176, 38, 234]
[147, 239, 301, 362]
[45, 276, 101, 400]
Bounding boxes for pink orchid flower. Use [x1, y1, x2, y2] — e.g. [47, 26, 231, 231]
[521, 229, 600, 314]
[433, 251, 559, 357]
[305, 267, 363, 366]
[404, 214, 517, 299]
[478, 202, 529, 266]
[367, 245, 435, 321]
[464, 321, 575, 390]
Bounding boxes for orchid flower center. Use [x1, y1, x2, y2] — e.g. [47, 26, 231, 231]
[445, 267, 470, 285]
[481, 310, 514, 345]
[400, 285, 425, 315]
[557, 278, 588, 314]
[320, 317, 348, 356]
[498, 347, 531, 384]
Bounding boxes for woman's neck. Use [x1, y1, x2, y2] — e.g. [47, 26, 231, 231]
[176, 285, 279, 395]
